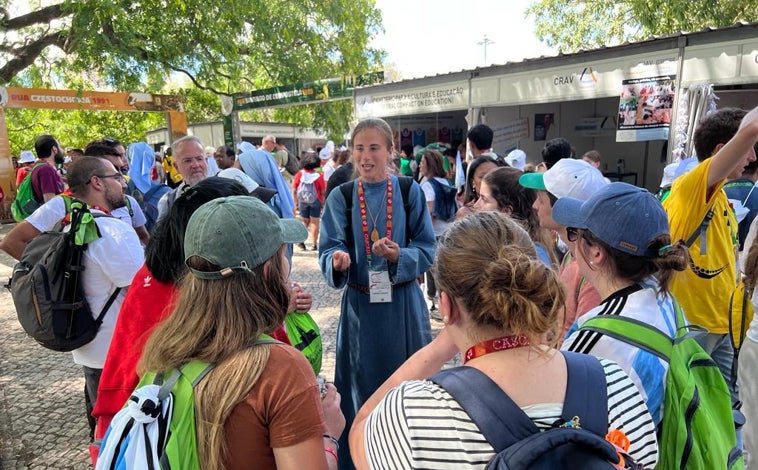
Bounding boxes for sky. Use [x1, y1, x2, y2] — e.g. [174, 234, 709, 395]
[371, 0, 557, 80]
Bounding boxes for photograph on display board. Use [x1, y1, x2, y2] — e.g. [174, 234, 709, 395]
[617, 75, 675, 142]
[534, 113, 554, 141]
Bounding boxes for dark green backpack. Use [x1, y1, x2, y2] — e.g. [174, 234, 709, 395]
[581, 303, 743, 469]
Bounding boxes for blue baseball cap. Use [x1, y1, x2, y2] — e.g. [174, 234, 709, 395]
[552, 182, 669, 257]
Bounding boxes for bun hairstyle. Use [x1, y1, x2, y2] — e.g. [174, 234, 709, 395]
[435, 212, 564, 344]
[579, 232, 689, 293]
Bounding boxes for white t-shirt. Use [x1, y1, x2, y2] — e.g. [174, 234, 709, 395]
[71, 213, 144, 368]
[26, 195, 146, 232]
[322, 160, 336, 182]
[420, 177, 454, 236]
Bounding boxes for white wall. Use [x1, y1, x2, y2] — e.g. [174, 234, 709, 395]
[484, 97, 667, 191]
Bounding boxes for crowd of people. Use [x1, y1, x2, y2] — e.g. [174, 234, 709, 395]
[1, 105, 758, 469]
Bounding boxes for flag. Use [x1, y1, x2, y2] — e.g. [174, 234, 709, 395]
[455, 150, 465, 189]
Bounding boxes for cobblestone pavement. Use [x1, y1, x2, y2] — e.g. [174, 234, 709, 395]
[0, 224, 446, 469]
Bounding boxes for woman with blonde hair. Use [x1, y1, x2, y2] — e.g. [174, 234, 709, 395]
[319, 117, 436, 468]
[139, 196, 344, 470]
[475, 166, 557, 267]
[349, 211, 658, 469]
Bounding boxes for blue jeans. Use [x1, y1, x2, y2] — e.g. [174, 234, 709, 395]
[689, 330, 745, 450]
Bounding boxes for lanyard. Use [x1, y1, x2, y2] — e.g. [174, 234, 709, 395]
[358, 176, 393, 263]
[463, 335, 530, 364]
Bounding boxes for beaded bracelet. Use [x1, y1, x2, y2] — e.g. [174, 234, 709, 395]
[324, 446, 338, 462]
[323, 434, 340, 450]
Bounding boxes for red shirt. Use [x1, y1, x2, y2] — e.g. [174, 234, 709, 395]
[293, 169, 326, 204]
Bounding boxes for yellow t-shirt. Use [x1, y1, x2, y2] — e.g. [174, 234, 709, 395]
[663, 158, 739, 333]
[162, 155, 183, 184]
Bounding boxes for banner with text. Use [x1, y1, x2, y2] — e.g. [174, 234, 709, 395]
[355, 81, 469, 118]
[232, 72, 384, 111]
[0, 87, 184, 112]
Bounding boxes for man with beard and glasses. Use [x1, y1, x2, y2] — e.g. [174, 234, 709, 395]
[83, 141, 150, 244]
[20, 157, 142, 445]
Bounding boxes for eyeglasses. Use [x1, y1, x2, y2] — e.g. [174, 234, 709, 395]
[566, 227, 580, 242]
[89, 173, 125, 183]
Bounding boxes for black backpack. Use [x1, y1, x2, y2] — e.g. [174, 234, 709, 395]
[283, 148, 300, 176]
[9, 199, 121, 352]
[431, 351, 641, 470]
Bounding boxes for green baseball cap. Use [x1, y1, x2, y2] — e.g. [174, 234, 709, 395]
[518, 171, 546, 190]
[184, 196, 307, 280]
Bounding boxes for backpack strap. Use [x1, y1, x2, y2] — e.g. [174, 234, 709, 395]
[154, 334, 280, 398]
[684, 206, 714, 255]
[430, 351, 608, 452]
[580, 314, 675, 363]
[93, 287, 122, 326]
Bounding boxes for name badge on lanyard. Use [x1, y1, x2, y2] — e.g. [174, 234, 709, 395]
[369, 269, 392, 303]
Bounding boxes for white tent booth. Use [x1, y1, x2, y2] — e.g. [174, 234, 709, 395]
[354, 23, 758, 191]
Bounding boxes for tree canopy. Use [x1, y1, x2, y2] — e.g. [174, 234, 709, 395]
[526, 0, 758, 53]
[1, 0, 384, 149]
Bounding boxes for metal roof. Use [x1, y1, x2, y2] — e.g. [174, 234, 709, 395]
[369, 21, 758, 89]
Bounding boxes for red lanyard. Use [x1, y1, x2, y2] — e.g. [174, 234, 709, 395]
[90, 205, 111, 215]
[463, 335, 530, 363]
[358, 176, 393, 262]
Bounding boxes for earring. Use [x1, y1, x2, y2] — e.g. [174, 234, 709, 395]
[443, 316, 449, 323]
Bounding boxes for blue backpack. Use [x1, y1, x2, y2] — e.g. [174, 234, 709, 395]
[427, 178, 458, 222]
[431, 352, 641, 470]
[126, 180, 171, 232]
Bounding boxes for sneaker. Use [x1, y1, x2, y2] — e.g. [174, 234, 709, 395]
[297, 242, 307, 250]
[311, 244, 318, 251]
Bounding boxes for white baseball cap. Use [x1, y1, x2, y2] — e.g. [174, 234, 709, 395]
[519, 158, 609, 201]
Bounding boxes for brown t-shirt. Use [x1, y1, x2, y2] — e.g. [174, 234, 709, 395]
[225, 344, 325, 469]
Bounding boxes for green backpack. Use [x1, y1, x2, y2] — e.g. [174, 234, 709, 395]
[97, 336, 278, 469]
[581, 304, 743, 469]
[11, 162, 46, 221]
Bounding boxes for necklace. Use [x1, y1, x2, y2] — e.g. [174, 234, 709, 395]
[364, 187, 387, 242]
[463, 334, 530, 364]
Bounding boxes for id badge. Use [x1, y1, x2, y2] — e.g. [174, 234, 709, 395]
[369, 269, 392, 303]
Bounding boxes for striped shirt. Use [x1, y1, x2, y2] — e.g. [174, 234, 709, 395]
[364, 359, 659, 469]
[563, 278, 677, 425]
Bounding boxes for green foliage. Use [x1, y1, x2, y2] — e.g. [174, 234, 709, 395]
[1, 0, 384, 139]
[5, 106, 164, 156]
[526, 0, 758, 53]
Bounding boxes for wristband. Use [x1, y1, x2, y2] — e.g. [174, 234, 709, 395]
[323, 433, 340, 450]
[324, 446, 338, 462]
